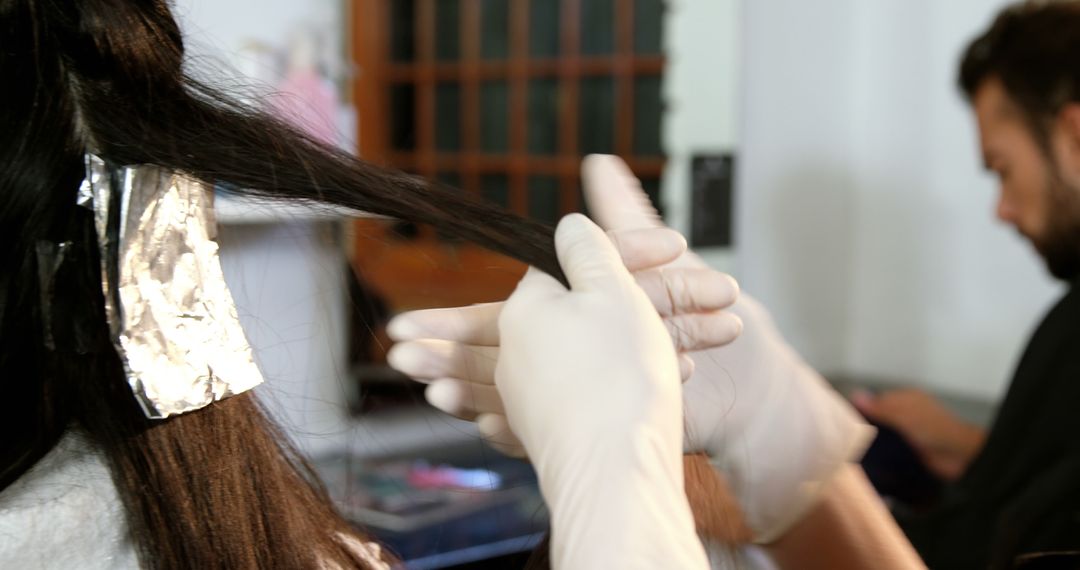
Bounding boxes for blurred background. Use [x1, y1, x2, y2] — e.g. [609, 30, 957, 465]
[172, 0, 1064, 567]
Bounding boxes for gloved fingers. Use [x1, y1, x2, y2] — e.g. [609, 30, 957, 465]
[553, 213, 634, 292]
[425, 378, 505, 420]
[664, 311, 744, 353]
[607, 227, 686, 272]
[582, 154, 664, 231]
[635, 267, 740, 317]
[679, 353, 696, 381]
[387, 339, 499, 384]
[387, 302, 503, 346]
[477, 413, 529, 458]
[582, 154, 714, 270]
[387, 226, 687, 346]
[386, 226, 683, 344]
[504, 267, 567, 313]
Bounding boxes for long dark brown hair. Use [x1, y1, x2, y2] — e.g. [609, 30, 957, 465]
[1, 1, 737, 568]
[1, 0, 566, 568]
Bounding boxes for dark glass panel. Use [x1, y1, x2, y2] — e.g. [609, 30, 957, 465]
[527, 176, 561, 225]
[579, 76, 615, 154]
[435, 0, 461, 61]
[480, 80, 510, 153]
[580, 0, 615, 56]
[435, 82, 462, 152]
[640, 177, 663, 216]
[634, 0, 664, 55]
[527, 78, 559, 155]
[389, 83, 416, 151]
[529, 0, 560, 57]
[480, 0, 510, 59]
[633, 74, 663, 156]
[390, 0, 416, 62]
[481, 174, 510, 208]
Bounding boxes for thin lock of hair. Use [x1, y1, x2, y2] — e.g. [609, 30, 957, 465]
[50, 0, 566, 284]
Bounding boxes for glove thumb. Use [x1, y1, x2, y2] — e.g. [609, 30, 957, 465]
[555, 213, 633, 292]
[582, 154, 663, 231]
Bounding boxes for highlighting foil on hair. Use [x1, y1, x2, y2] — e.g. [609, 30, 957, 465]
[79, 155, 263, 419]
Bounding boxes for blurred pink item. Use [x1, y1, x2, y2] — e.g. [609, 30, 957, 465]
[269, 68, 339, 146]
[406, 464, 503, 491]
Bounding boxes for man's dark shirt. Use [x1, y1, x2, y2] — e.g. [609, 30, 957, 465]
[900, 280, 1080, 569]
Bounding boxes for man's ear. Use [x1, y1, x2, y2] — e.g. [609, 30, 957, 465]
[1053, 104, 1080, 183]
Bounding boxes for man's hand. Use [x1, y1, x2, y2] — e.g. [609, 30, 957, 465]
[851, 389, 986, 481]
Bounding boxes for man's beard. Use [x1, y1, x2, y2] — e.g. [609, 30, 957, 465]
[1032, 171, 1080, 281]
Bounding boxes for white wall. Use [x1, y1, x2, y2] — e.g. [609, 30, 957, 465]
[662, 0, 741, 269]
[737, 0, 1064, 401]
[173, 0, 343, 76]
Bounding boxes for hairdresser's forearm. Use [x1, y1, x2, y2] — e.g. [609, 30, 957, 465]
[766, 464, 926, 570]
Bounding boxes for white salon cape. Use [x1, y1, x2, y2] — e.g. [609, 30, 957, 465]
[0, 431, 388, 569]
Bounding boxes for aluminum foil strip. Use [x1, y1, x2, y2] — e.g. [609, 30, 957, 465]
[79, 154, 263, 419]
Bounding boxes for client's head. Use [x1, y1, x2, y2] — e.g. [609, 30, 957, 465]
[0, 0, 561, 568]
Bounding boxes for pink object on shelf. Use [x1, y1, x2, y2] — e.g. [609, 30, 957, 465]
[406, 464, 503, 491]
[268, 68, 339, 147]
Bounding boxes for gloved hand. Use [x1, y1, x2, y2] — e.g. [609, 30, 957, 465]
[494, 213, 708, 569]
[580, 155, 875, 543]
[389, 155, 872, 543]
[388, 227, 743, 457]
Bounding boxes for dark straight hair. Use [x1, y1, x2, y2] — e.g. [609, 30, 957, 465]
[0, 0, 567, 568]
[1, 1, 731, 568]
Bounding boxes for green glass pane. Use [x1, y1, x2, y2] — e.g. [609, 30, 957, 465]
[390, 0, 416, 62]
[580, 0, 615, 56]
[481, 174, 510, 208]
[435, 0, 461, 61]
[437, 171, 462, 191]
[527, 176, 561, 225]
[641, 177, 663, 216]
[529, 0, 560, 57]
[389, 83, 416, 151]
[527, 78, 559, 155]
[480, 0, 510, 60]
[436, 172, 464, 241]
[575, 182, 591, 218]
[435, 82, 461, 152]
[579, 76, 615, 154]
[634, 0, 664, 55]
[480, 80, 509, 153]
[633, 75, 663, 156]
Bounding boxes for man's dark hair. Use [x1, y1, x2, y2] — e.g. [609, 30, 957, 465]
[960, 1, 1080, 145]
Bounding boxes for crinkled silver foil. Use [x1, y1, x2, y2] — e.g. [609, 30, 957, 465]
[79, 154, 263, 419]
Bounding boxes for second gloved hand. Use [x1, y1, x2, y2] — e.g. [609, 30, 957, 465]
[581, 155, 874, 543]
[388, 225, 742, 456]
[389, 155, 872, 544]
[494, 213, 708, 569]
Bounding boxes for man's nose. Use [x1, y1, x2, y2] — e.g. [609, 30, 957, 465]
[996, 192, 1018, 224]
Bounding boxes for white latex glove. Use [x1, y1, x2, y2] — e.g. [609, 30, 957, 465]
[387, 228, 742, 457]
[496, 213, 708, 570]
[389, 155, 871, 543]
[581, 155, 875, 543]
